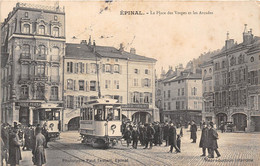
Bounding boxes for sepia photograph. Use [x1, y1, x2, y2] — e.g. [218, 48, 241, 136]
[0, 0, 259, 165]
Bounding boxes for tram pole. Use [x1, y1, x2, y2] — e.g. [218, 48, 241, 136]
[93, 40, 101, 99]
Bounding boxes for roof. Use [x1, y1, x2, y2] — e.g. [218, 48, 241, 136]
[65, 43, 97, 60]
[164, 73, 202, 83]
[65, 43, 157, 62]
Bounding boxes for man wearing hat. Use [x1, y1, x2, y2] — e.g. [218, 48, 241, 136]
[208, 122, 221, 158]
[199, 122, 209, 156]
[190, 120, 197, 143]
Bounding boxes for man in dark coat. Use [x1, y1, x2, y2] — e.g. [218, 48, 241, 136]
[199, 122, 209, 156]
[8, 127, 22, 166]
[42, 124, 49, 148]
[154, 122, 160, 146]
[33, 127, 46, 166]
[163, 122, 169, 146]
[23, 125, 31, 151]
[168, 122, 180, 153]
[144, 123, 155, 149]
[123, 127, 132, 147]
[132, 126, 139, 149]
[208, 122, 221, 158]
[139, 124, 146, 146]
[190, 121, 197, 143]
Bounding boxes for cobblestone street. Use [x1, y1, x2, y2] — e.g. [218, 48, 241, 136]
[17, 129, 260, 166]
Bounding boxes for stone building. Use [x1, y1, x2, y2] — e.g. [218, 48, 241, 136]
[63, 40, 158, 130]
[210, 25, 260, 131]
[1, 3, 65, 125]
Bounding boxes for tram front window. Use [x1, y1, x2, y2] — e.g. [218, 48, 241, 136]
[94, 109, 104, 121]
[107, 108, 120, 121]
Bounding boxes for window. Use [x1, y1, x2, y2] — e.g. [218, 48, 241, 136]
[39, 45, 46, 55]
[90, 81, 96, 91]
[67, 62, 73, 73]
[145, 69, 149, 74]
[168, 102, 171, 110]
[36, 64, 45, 76]
[67, 79, 73, 90]
[79, 80, 84, 91]
[178, 89, 180, 96]
[144, 92, 150, 103]
[164, 91, 166, 98]
[20, 85, 29, 99]
[249, 96, 256, 109]
[134, 69, 139, 74]
[114, 65, 119, 73]
[50, 86, 58, 101]
[204, 69, 207, 75]
[21, 45, 30, 58]
[78, 96, 84, 108]
[144, 78, 150, 87]
[67, 96, 74, 108]
[23, 24, 30, 34]
[25, 12, 28, 18]
[250, 56, 254, 62]
[209, 68, 212, 73]
[164, 103, 166, 110]
[105, 64, 111, 72]
[53, 27, 59, 37]
[105, 80, 111, 89]
[134, 78, 139, 87]
[176, 101, 180, 110]
[181, 101, 185, 109]
[182, 88, 184, 96]
[194, 101, 198, 109]
[36, 86, 45, 100]
[79, 62, 84, 73]
[39, 25, 45, 35]
[222, 61, 226, 68]
[74, 63, 79, 73]
[133, 92, 140, 103]
[191, 87, 197, 96]
[90, 63, 96, 74]
[54, 15, 57, 20]
[52, 47, 59, 61]
[21, 64, 29, 79]
[114, 80, 119, 89]
[168, 90, 171, 98]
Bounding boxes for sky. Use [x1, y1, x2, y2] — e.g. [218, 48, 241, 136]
[1, 1, 259, 75]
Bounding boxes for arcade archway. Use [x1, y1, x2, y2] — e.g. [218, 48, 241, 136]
[232, 113, 247, 131]
[216, 113, 227, 129]
[68, 116, 80, 130]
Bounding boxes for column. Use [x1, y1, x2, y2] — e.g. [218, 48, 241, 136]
[29, 107, 33, 125]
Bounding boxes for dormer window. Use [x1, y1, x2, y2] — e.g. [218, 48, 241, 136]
[39, 25, 45, 35]
[25, 12, 28, 18]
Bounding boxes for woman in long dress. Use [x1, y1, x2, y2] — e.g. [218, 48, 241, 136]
[33, 127, 46, 166]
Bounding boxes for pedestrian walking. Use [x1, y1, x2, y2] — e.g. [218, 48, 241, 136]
[132, 126, 139, 149]
[190, 121, 197, 143]
[168, 122, 180, 153]
[8, 127, 22, 166]
[42, 124, 49, 148]
[123, 127, 132, 147]
[163, 122, 169, 146]
[220, 121, 225, 133]
[32, 127, 46, 166]
[199, 122, 209, 156]
[208, 122, 221, 158]
[144, 123, 155, 149]
[176, 134, 181, 152]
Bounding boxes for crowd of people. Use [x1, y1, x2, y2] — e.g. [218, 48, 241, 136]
[1, 122, 48, 166]
[122, 120, 220, 158]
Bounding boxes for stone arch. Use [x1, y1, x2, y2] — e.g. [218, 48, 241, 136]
[231, 113, 247, 131]
[68, 116, 80, 130]
[132, 111, 152, 124]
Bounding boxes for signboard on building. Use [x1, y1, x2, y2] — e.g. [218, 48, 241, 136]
[16, 102, 42, 107]
[121, 104, 149, 109]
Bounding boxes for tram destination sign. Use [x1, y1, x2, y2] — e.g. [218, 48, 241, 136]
[16, 102, 42, 107]
[121, 104, 149, 109]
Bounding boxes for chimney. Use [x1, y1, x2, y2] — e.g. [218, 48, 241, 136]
[130, 48, 136, 54]
[225, 31, 234, 49]
[243, 24, 253, 44]
[119, 43, 124, 52]
[88, 35, 92, 46]
[93, 40, 96, 53]
[81, 40, 87, 44]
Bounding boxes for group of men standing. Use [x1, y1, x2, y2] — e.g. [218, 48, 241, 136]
[1, 122, 48, 166]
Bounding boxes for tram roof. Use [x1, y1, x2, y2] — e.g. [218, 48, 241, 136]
[83, 98, 121, 107]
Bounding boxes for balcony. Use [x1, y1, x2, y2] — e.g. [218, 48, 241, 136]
[50, 77, 60, 83]
[20, 53, 31, 60]
[35, 54, 47, 60]
[31, 75, 48, 81]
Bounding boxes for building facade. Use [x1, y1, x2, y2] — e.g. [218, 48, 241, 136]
[209, 25, 260, 131]
[1, 3, 65, 126]
[63, 41, 158, 130]
[162, 68, 203, 125]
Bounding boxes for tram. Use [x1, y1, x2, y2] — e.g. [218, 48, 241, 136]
[34, 103, 61, 139]
[79, 98, 122, 148]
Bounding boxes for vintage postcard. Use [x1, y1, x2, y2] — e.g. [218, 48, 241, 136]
[0, 0, 259, 165]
